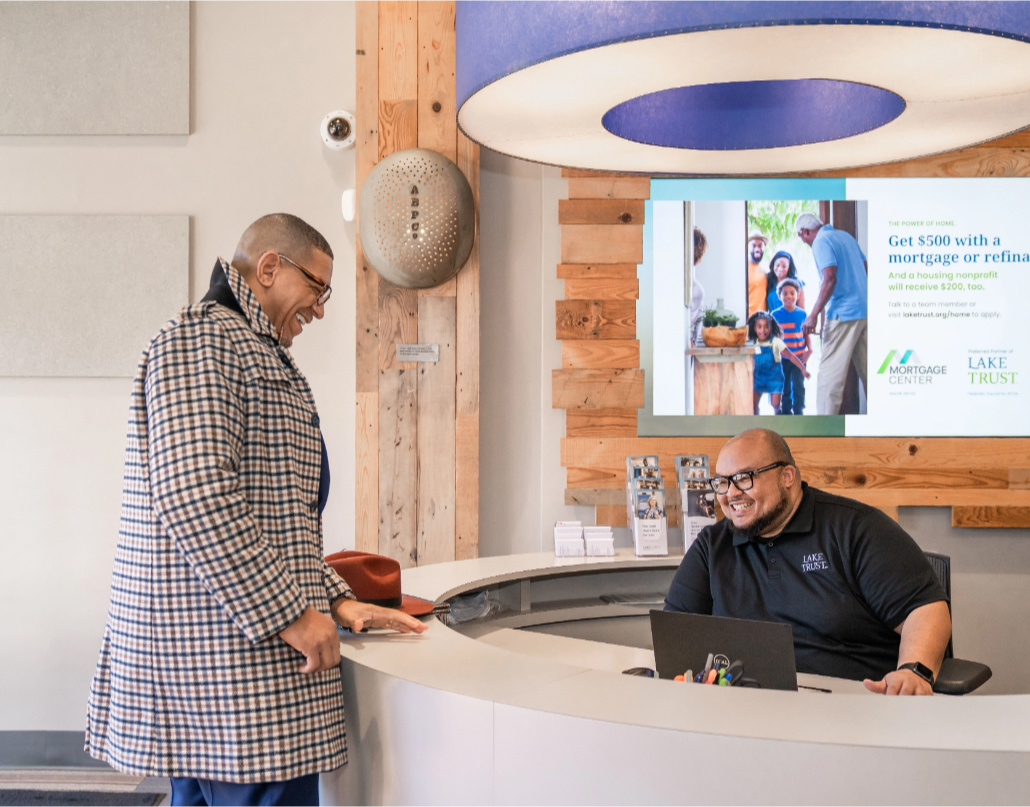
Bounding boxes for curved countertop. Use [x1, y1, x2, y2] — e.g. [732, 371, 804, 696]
[326, 550, 1030, 805]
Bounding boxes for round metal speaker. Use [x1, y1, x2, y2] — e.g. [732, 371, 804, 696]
[359, 148, 476, 289]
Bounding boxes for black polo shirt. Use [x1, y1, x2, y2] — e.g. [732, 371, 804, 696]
[665, 483, 947, 681]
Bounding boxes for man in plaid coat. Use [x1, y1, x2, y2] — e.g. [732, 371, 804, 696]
[86, 214, 425, 806]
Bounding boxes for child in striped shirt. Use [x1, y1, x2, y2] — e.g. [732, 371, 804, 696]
[770, 277, 813, 415]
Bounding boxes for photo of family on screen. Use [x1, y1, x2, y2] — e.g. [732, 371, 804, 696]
[677, 199, 868, 417]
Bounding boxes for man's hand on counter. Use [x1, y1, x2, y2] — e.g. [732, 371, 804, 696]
[332, 598, 428, 635]
[862, 669, 934, 696]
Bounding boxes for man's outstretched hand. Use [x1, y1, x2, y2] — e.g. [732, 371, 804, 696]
[332, 598, 428, 635]
[863, 668, 934, 696]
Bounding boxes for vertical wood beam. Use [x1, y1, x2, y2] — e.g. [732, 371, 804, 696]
[455, 130, 481, 560]
[417, 295, 457, 565]
[379, 368, 418, 566]
[357, 2, 478, 564]
[417, 2, 456, 164]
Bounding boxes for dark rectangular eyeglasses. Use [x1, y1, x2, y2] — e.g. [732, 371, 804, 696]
[707, 461, 788, 495]
[279, 253, 332, 306]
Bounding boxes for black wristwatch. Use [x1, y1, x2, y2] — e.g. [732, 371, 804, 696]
[897, 661, 935, 686]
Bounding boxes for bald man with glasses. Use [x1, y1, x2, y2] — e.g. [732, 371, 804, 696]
[87, 214, 424, 806]
[665, 429, 951, 696]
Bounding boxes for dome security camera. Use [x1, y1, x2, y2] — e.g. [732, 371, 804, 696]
[321, 110, 356, 150]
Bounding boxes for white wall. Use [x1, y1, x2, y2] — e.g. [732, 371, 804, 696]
[0, 1, 358, 731]
[478, 150, 583, 557]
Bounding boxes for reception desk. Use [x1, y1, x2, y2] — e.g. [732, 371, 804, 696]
[323, 551, 1030, 805]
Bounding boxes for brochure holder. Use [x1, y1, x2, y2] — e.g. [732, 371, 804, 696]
[633, 516, 669, 557]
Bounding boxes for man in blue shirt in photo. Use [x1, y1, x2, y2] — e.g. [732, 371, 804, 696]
[798, 213, 868, 415]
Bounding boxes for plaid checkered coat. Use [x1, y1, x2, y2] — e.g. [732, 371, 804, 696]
[87, 260, 353, 782]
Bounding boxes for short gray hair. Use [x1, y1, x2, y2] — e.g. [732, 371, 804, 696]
[797, 213, 823, 231]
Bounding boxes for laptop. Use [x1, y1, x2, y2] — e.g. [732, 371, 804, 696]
[649, 610, 798, 691]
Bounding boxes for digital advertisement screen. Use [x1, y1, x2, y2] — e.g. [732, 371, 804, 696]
[639, 178, 1026, 437]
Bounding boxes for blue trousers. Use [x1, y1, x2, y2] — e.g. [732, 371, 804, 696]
[170, 774, 319, 806]
[780, 361, 806, 415]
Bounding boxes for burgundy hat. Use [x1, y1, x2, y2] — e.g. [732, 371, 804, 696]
[324, 550, 437, 617]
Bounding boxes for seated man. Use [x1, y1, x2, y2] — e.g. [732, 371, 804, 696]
[665, 428, 951, 695]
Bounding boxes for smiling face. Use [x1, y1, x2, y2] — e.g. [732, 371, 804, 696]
[749, 239, 765, 263]
[754, 316, 771, 341]
[773, 256, 791, 280]
[265, 250, 333, 347]
[779, 284, 798, 310]
[715, 434, 800, 539]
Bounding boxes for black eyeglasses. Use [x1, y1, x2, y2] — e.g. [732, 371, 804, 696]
[278, 253, 331, 306]
[707, 461, 788, 495]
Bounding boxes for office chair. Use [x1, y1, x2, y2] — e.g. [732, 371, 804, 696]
[924, 551, 993, 695]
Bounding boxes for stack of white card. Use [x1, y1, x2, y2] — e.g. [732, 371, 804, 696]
[584, 525, 615, 556]
[554, 521, 585, 557]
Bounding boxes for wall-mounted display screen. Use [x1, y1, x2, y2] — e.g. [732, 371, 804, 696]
[639, 178, 1026, 437]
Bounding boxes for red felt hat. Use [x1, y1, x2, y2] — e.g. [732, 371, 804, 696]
[324, 550, 437, 617]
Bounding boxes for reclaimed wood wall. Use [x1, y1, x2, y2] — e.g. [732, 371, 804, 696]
[355, 1, 479, 566]
[557, 131, 1030, 529]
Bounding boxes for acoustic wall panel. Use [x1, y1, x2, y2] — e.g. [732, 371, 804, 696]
[0, 1, 189, 135]
[0, 215, 189, 377]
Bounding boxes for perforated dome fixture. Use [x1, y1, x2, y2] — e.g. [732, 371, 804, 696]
[359, 148, 475, 289]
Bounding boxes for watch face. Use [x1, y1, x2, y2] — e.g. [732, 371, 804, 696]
[901, 661, 934, 683]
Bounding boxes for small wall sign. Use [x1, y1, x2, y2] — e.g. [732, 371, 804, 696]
[396, 343, 440, 363]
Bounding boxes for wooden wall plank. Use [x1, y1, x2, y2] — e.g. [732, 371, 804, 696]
[952, 506, 1030, 529]
[556, 300, 635, 340]
[563, 276, 637, 301]
[558, 263, 639, 279]
[552, 369, 645, 410]
[565, 488, 625, 506]
[378, 1, 418, 159]
[559, 199, 646, 225]
[455, 130, 481, 561]
[379, 368, 418, 567]
[1009, 469, 1030, 489]
[561, 224, 643, 264]
[354, 1, 380, 553]
[561, 340, 639, 369]
[595, 504, 628, 528]
[455, 411, 479, 560]
[802, 148, 1030, 179]
[378, 283, 418, 370]
[420, 276, 457, 297]
[417, 1, 456, 162]
[559, 436, 1030, 471]
[355, 391, 379, 552]
[566, 175, 651, 199]
[565, 408, 637, 438]
[417, 295, 456, 565]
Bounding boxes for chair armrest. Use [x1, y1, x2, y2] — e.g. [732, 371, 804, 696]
[933, 657, 993, 695]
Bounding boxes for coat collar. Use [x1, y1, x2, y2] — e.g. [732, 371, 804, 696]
[206, 257, 281, 346]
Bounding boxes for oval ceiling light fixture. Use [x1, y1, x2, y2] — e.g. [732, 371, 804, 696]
[456, 1, 1030, 174]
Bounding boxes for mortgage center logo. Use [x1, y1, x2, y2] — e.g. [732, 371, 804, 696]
[877, 350, 947, 384]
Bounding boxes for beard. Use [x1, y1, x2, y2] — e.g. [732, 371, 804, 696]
[728, 489, 793, 540]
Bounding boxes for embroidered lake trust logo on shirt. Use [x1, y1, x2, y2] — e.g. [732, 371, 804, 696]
[802, 552, 830, 572]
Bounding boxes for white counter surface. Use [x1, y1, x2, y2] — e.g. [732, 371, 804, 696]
[325, 550, 1030, 805]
